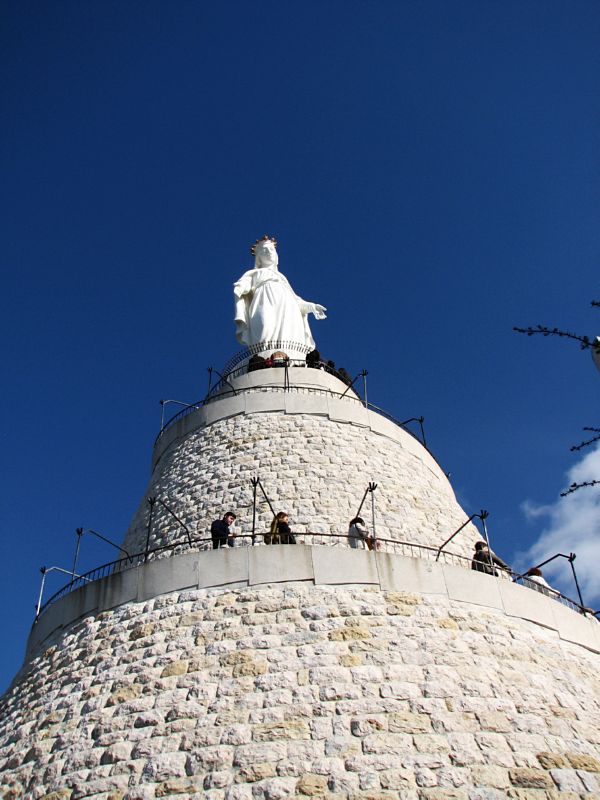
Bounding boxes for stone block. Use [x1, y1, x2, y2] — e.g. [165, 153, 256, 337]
[362, 733, 413, 754]
[536, 753, 568, 770]
[236, 761, 277, 783]
[378, 768, 417, 789]
[567, 753, 600, 771]
[548, 769, 584, 793]
[155, 776, 205, 796]
[296, 773, 329, 796]
[471, 766, 510, 788]
[128, 623, 155, 641]
[328, 625, 372, 641]
[160, 660, 189, 678]
[185, 745, 233, 773]
[508, 768, 553, 789]
[105, 685, 142, 707]
[387, 712, 431, 734]
[233, 742, 287, 769]
[475, 712, 511, 733]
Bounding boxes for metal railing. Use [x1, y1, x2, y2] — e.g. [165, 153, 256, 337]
[220, 340, 314, 376]
[512, 576, 585, 614]
[207, 358, 354, 397]
[34, 529, 593, 622]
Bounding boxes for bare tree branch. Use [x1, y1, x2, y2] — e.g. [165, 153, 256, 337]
[570, 431, 600, 452]
[513, 325, 595, 349]
[515, 301, 600, 494]
[560, 480, 600, 497]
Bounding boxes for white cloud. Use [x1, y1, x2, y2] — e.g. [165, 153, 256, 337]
[518, 444, 600, 609]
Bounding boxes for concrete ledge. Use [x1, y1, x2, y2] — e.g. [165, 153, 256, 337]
[441, 564, 503, 609]
[198, 547, 249, 589]
[284, 393, 329, 416]
[377, 553, 447, 594]
[98, 568, 138, 612]
[27, 545, 600, 660]
[312, 547, 379, 585]
[552, 601, 600, 650]
[499, 580, 557, 630]
[138, 554, 197, 602]
[249, 544, 313, 585]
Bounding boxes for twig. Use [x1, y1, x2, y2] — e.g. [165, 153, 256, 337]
[571, 428, 600, 452]
[513, 325, 595, 350]
[560, 480, 600, 497]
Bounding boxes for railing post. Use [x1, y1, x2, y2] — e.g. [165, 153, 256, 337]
[418, 416, 426, 448]
[479, 510, 494, 573]
[340, 369, 368, 403]
[568, 553, 585, 609]
[369, 481, 377, 543]
[72, 528, 83, 581]
[145, 497, 156, 562]
[36, 567, 47, 618]
[255, 477, 276, 517]
[251, 477, 258, 545]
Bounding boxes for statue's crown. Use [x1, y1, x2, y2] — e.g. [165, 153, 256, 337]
[250, 234, 277, 256]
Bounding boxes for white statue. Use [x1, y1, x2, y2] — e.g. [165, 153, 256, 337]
[233, 235, 326, 351]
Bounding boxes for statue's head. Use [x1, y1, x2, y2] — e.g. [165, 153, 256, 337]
[251, 235, 278, 270]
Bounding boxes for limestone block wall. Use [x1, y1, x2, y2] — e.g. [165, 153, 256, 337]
[2, 582, 600, 800]
[123, 409, 480, 561]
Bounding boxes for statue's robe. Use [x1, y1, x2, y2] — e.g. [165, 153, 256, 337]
[233, 267, 315, 349]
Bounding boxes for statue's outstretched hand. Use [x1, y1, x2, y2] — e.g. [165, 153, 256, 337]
[312, 304, 327, 320]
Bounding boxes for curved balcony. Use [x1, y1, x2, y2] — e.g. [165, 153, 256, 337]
[28, 533, 600, 661]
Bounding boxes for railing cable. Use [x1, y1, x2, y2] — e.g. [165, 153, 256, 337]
[436, 510, 489, 562]
[154, 498, 193, 547]
[514, 552, 585, 609]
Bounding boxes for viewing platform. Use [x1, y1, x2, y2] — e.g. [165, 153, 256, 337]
[29, 536, 600, 661]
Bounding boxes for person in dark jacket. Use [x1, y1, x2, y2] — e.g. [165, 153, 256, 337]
[471, 541, 510, 576]
[211, 511, 236, 549]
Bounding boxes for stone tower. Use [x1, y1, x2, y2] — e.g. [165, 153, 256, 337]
[1, 243, 600, 800]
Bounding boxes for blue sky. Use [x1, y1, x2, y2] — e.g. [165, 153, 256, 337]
[2, 0, 599, 693]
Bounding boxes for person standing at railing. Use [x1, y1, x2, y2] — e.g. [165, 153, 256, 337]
[471, 541, 510, 576]
[524, 567, 553, 596]
[348, 517, 374, 550]
[211, 511, 237, 549]
[265, 512, 296, 545]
